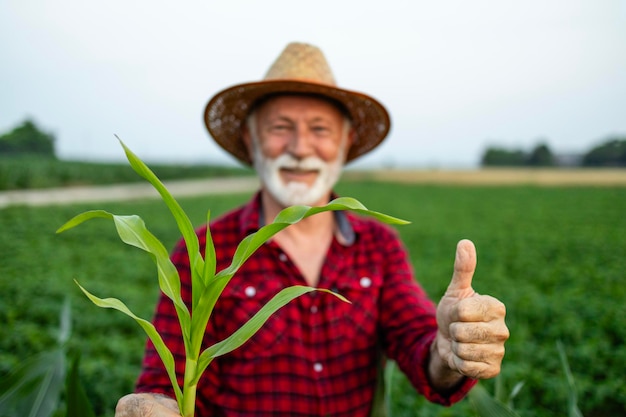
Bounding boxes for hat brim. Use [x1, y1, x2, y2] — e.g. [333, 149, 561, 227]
[204, 80, 391, 165]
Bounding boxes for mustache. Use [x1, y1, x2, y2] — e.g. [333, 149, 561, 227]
[274, 154, 327, 170]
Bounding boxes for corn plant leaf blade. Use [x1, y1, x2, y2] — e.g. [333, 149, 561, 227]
[191, 221, 284, 349]
[58, 143, 410, 417]
[180, 210, 217, 360]
[58, 209, 191, 345]
[109, 215, 188, 314]
[56, 209, 114, 234]
[193, 286, 349, 384]
[191, 198, 407, 361]
[0, 354, 47, 404]
[200, 198, 406, 321]
[219, 197, 408, 280]
[118, 139, 214, 357]
[468, 383, 522, 417]
[0, 349, 65, 417]
[75, 281, 184, 407]
[58, 211, 180, 305]
[118, 138, 204, 283]
[0, 298, 75, 417]
[57, 296, 72, 345]
[65, 352, 96, 417]
[557, 341, 584, 417]
[275, 197, 411, 226]
[26, 349, 65, 417]
[507, 381, 525, 408]
[203, 210, 216, 285]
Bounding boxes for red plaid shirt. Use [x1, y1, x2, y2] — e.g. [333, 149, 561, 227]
[136, 193, 476, 416]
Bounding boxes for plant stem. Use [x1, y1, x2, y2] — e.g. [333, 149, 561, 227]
[182, 357, 198, 417]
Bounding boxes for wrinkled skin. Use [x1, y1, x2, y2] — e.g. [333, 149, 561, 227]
[430, 239, 509, 388]
[115, 393, 180, 417]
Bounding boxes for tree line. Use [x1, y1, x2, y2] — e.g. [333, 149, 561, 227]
[481, 137, 626, 167]
[0, 119, 56, 158]
[2, 119, 625, 167]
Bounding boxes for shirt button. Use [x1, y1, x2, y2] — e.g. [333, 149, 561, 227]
[279, 253, 288, 262]
[360, 276, 372, 288]
[244, 286, 256, 298]
[310, 305, 318, 314]
[313, 362, 323, 373]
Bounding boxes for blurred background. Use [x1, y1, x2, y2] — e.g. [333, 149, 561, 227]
[2, 0, 626, 169]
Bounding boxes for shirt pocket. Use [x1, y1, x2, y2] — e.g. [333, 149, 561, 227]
[331, 272, 382, 346]
[214, 278, 289, 360]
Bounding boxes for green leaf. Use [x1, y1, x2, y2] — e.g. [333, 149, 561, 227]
[468, 383, 522, 417]
[59, 142, 410, 417]
[75, 281, 184, 407]
[202, 210, 216, 287]
[199, 198, 408, 319]
[184, 210, 217, 360]
[507, 381, 525, 409]
[297, 197, 410, 225]
[65, 352, 95, 417]
[118, 138, 204, 289]
[557, 341, 584, 417]
[56, 210, 114, 234]
[193, 286, 349, 385]
[57, 297, 72, 345]
[0, 299, 73, 417]
[223, 197, 408, 279]
[110, 215, 189, 322]
[189, 198, 408, 362]
[58, 209, 191, 347]
[0, 349, 65, 417]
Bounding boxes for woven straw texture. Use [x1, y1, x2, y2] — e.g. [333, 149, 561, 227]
[204, 43, 390, 165]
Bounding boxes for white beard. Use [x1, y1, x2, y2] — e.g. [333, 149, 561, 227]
[252, 146, 345, 207]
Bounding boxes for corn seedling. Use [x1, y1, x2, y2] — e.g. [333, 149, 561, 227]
[557, 340, 584, 417]
[57, 139, 409, 417]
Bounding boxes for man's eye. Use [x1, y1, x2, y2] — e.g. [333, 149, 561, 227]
[312, 126, 329, 134]
[270, 125, 290, 132]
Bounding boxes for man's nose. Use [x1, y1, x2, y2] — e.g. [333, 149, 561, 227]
[286, 126, 315, 157]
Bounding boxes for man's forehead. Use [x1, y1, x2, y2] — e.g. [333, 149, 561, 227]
[251, 93, 350, 119]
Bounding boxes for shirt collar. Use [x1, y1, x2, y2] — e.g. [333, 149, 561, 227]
[239, 191, 355, 247]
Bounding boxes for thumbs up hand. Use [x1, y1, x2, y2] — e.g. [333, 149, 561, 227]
[433, 240, 509, 381]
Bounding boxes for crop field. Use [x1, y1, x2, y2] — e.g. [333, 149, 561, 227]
[1, 178, 625, 417]
[0, 155, 251, 190]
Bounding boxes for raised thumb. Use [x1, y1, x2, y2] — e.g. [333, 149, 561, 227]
[446, 239, 477, 294]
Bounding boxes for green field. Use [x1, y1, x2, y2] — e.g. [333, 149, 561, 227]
[0, 156, 251, 190]
[1, 180, 625, 417]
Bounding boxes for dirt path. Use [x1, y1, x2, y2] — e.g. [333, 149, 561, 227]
[346, 168, 626, 186]
[0, 177, 260, 208]
[2, 168, 624, 209]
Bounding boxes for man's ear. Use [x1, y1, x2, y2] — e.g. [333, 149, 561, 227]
[241, 123, 255, 161]
[348, 127, 356, 147]
[344, 127, 357, 160]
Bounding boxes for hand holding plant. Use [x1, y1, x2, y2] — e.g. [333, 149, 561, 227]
[57, 139, 408, 417]
[115, 393, 180, 417]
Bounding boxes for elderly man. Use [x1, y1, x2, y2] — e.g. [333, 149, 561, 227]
[116, 42, 509, 417]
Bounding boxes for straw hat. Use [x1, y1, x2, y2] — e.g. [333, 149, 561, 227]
[204, 42, 391, 165]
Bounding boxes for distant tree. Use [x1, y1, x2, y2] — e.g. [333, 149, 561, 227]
[582, 137, 626, 167]
[481, 147, 527, 166]
[527, 143, 555, 166]
[0, 119, 56, 157]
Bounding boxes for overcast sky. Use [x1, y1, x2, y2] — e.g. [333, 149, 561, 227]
[2, 0, 625, 168]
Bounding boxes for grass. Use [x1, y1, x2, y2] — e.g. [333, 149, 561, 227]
[1, 180, 625, 416]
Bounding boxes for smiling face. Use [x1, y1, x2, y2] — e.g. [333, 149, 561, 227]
[243, 94, 354, 208]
